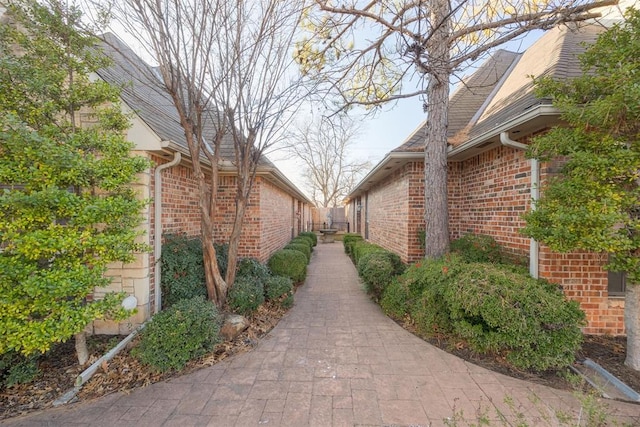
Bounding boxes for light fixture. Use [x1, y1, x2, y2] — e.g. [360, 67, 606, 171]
[121, 295, 138, 310]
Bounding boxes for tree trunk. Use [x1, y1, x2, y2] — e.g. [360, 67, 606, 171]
[423, 0, 451, 259]
[75, 331, 89, 365]
[624, 284, 640, 370]
[226, 194, 248, 288]
[202, 227, 227, 307]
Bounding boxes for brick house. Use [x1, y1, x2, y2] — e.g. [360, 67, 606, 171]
[88, 34, 312, 334]
[345, 22, 629, 335]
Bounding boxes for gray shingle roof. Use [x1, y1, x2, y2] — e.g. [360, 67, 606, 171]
[95, 33, 272, 167]
[392, 23, 603, 153]
[393, 49, 520, 152]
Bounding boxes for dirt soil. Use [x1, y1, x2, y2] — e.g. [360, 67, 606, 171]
[2, 305, 640, 421]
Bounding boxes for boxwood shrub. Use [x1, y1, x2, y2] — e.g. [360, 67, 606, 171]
[265, 275, 294, 308]
[228, 276, 265, 316]
[284, 242, 311, 262]
[342, 233, 363, 257]
[291, 236, 315, 250]
[132, 297, 221, 372]
[160, 234, 228, 308]
[268, 249, 307, 283]
[298, 231, 318, 246]
[236, 257, 271, 287]
[444, 263, 585, 370]
[160, 234, 206, 308]
[357, 251, 406, 300]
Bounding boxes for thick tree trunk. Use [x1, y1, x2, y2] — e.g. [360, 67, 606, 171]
[624, 284, 640, 370]
[75, 331, 89, 365]
[423, 1, 451, 259]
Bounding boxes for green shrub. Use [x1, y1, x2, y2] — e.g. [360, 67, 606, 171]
[132, 297, 221, 372]
[236, 258, 271, 286]
[442, 263, 585, 371]
[0, 352, 39, 387]
[228, 276, 265, 316]
[160, 234, 206, 308]
[342, 233, 363, 256]
[298, 231, 318, 246]
[268, 249, 307, 283]
[357, 251, 406, 300]
[161, 234, 228, 308]
[292, 236, 315, 250]
[351, 240, 387, 265]
[284, 242, 311, 262]
[407, 256, 468, 334]
[450, 233, 503, 264]
[380, 278, 411, 320]
[265, 275, 294, 308]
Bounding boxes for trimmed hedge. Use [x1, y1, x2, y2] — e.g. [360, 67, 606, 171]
[443, 263, 585, 370]
[284, 242, 311, 262]
[236, 257, 271, 286]
[160, 234, 228, 308]
[132, 297, 221, 372]
[342, 233, 363, 256]
[291, 235, 315, 250]
[268, 249, 307, 283]
[160, 234, 206, 308]
[298, 231, 318, 246]
[357, 251, 406, 300]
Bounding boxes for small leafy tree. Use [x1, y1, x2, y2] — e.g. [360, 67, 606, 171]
[522, 8, 640, 370]
[0, 0, 149, 363]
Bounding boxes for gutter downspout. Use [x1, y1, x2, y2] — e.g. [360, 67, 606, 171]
[500, 132, 539, 279]
[154, 152, 182, 314]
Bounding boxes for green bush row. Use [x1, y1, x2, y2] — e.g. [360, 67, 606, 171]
[381, 249, 585, 371]
[342, 234, 406, 302]
[342, 233, 364, 257]
[268, 234, 315, 284]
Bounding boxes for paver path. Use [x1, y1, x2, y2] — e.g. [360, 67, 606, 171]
[3, 242, 639, 426]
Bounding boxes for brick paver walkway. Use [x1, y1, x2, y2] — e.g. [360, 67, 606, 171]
[3, 243, 639, 426]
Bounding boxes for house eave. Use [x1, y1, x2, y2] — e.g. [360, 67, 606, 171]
[346, 104, 561, 203]
[447, 104, 560, 161]
[346, 152, 423, 201]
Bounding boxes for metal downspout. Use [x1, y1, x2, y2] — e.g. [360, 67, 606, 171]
[154, 152, 182, 314]
[500, 132, 539, 278]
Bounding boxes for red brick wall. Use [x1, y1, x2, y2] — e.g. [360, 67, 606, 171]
[259, 179, 296, 262]
[363, 145, 625, 335]
[448, 145, 531, 260]
[365, 162, 425, 263]
[151, 159, 303, 266]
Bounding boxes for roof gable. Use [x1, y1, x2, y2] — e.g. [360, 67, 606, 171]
[392, 49, 520, 152]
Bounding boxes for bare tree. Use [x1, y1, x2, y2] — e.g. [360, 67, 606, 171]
[295, 0, 616, 259]
[106, 0, 311, 304]
[287, 114, 371, 208]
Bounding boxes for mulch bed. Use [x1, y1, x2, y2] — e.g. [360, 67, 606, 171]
[2, 305, 639, 421]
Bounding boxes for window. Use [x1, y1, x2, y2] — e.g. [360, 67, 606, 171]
[608, 270, 626, 297]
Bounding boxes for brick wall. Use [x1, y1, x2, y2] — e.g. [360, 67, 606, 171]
[363, 144, 625, 335]
[365, 162, 425, 263]
[448, 145, 531, 260]
[259, 179, 296, 262]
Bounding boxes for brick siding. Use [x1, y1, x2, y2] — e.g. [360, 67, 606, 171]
[362, 144, 625, 335]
